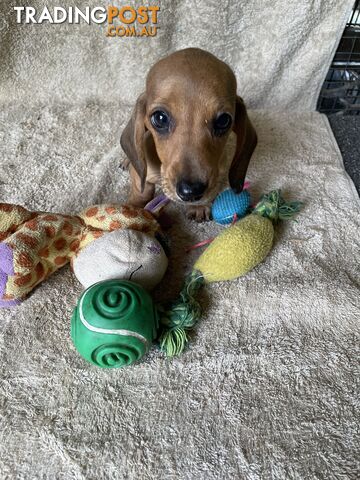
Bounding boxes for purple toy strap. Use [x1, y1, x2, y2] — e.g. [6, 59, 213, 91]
[144, 194, 170, 214]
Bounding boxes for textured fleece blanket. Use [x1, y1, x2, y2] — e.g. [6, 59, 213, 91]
[0, 0, 355, 110]
[0, 0, 359, 478]
[0, 105, 359, 479]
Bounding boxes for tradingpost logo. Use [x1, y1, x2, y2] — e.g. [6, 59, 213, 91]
[13, 5, 160, 37]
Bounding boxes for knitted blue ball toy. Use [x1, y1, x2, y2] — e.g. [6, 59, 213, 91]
[211, 188, 251, 225]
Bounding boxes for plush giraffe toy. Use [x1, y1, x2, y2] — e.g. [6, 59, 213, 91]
[0, 201, 167, 307]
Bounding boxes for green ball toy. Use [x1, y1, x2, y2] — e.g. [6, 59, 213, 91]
[71, 279, 159, 368]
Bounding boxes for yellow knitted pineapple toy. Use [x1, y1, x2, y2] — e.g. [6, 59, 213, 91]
[159, 190, 303, 356]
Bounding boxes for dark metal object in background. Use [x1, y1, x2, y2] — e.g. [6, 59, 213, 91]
[328, 116, 360, 194]
[318, 0, 360, 115]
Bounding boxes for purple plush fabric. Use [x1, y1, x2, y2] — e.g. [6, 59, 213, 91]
[0, 243, 15, 275]
[0, 243, 20, 308]
[0, 298, 21, 308]
[0, 270, 7, 298]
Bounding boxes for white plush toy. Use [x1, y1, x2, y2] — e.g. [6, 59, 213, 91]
[73, 228, 168, 290]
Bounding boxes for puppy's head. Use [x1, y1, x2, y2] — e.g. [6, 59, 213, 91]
[121, 48, 254, 203]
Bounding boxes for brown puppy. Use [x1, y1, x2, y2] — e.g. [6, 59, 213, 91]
[120, 48, 257, 221]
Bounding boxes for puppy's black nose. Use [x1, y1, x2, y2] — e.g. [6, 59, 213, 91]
[176, 179, 207, 202]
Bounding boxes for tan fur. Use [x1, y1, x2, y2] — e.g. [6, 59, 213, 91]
[120, 48, 257, 221]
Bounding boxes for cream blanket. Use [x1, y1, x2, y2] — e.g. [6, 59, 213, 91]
[0, 0, 354, 110]
[0, 0, 359, 478]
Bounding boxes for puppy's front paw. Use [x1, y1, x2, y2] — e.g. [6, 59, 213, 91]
[119, 157, 130, 170]
[186, 205, 211, 222]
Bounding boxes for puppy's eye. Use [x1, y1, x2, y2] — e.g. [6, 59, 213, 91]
[213, 113, 232, 136]
[151, 110, 171, 132]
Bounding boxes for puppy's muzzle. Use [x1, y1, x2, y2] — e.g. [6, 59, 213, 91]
[176, 179, 208, 202]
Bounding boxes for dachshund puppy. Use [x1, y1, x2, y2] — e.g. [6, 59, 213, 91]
[120, 48, 257, 221]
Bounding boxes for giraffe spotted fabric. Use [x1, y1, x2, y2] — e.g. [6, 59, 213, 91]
[0, 203, 160, 307]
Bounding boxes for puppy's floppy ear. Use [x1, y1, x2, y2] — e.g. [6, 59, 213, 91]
[120, 93, 148, 192]
[229, 96, 257, 193]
